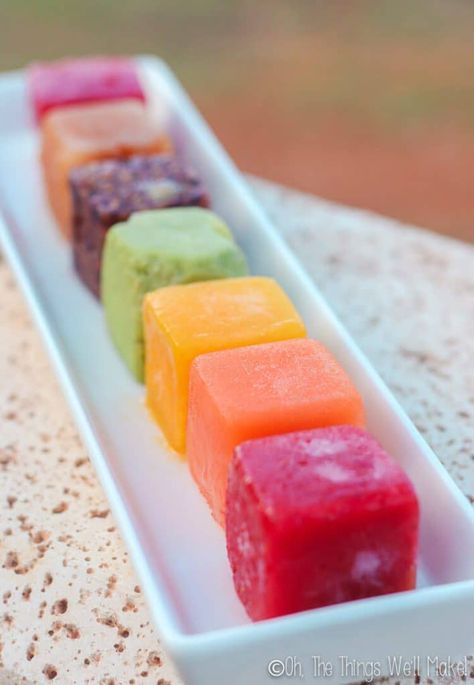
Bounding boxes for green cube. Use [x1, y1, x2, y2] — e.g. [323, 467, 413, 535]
[102, 207, 248, 381]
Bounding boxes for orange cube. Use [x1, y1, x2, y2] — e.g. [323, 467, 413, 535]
[143, 277, 306, 455]
[187, 338, 365, 525]
[40, 99, 172, 237]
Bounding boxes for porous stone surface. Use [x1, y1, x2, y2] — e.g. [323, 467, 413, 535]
[0, 177, 472, 684]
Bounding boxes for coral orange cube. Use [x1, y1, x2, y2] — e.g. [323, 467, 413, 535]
[187, 338, 365, 525]
[40, 99, 172, 237]
[143, 277, 306, 455]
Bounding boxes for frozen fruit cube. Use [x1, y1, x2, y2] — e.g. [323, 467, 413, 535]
[143, 277, 306, 454]
[187, 338, 365, 525]
[226, 425, 419, 621]
[28, 56, 145, 122]
[102, 207, 248, 381]
[70, 154, 209, 297]
[40, 99, 172, 237]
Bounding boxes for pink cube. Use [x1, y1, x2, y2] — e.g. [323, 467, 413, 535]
[28, 56, 145, 122]
[226, 425, 419, 621]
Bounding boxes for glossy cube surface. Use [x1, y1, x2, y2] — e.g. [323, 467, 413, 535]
[227, 425, 419, 621]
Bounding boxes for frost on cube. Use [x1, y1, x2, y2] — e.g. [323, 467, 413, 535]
[226, 425, 419, 621]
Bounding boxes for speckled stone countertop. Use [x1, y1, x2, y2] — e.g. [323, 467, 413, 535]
[1, 178, 473, 685]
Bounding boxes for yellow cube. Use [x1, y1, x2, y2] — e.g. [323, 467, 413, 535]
[143, 276, 306, 454]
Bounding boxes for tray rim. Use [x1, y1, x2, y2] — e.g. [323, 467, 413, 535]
[0, 55, 473, 662]
[3, 194, 474, 653]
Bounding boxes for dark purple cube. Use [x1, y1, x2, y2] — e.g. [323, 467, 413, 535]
[69, 154, 210, 297]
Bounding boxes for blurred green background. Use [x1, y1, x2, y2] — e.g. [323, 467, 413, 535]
[2, 0, 473, 242]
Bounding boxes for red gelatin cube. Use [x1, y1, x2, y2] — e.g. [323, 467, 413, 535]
[28, 56, 145, 121]
[226, 425, 419, 621]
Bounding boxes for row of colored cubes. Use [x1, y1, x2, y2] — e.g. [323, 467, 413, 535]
[31, 56, 214, 306]
[143, 283, 418, 618]
[142, 280, 418, 620]
[28, 56, 419, 623]
[141, 288, 418, 619]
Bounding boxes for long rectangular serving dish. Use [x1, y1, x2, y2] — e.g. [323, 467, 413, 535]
[0, 56, 473, 685]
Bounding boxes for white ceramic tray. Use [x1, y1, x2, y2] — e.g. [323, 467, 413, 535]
[0, 56, 473, 685]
